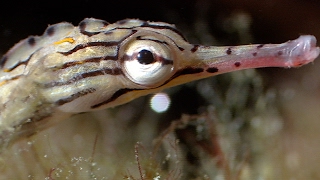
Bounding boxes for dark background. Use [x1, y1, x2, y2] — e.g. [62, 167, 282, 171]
[1, 0, 319, 46]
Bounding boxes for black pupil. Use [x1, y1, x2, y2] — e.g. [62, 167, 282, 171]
[137, 49, 155, 64]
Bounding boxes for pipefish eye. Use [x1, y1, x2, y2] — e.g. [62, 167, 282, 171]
[121, 38, 174, 86]
[136, 49, 155, 64]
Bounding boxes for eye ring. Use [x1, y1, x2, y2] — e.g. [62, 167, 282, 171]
[121, 39, 174, 87]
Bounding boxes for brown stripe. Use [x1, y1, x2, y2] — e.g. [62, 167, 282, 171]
[60, 56, 118, 69]
[137, 34, 184, 52]
[44, 67, 123, 88]
[80, 31, 100, 37]
[4, 60, 28, 72]
[59, 42, 119, 56]
[3, 51, 38, 72]
[159, 57, 174, 65]
[55, 88, 96, 105]
[206, 67, 219, 73]
[91, 88, 136, 108]
[146, 29, 185, 51]
[172, 67, 204, 78]
[136, 36, 169, 45]
[59, 29, 137, 56]
[159, 67, 204, 86]
[0, 75, 21, 86]
[139, 29, 185, 52]
[141, 23, 188, 41]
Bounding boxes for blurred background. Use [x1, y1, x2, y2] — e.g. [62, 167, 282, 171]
[0, 0, 320, 179]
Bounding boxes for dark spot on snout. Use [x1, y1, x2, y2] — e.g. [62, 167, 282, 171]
[257, 44, 264, 49]
[206, 67, 219, 73]
[226, 47, 232, 55]
[234, 62, 241, 67]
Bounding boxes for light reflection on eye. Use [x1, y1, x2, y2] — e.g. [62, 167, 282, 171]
[150, 93, 171, 113]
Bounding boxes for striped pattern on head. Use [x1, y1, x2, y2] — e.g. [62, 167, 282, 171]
[0, 18, 194, 118]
